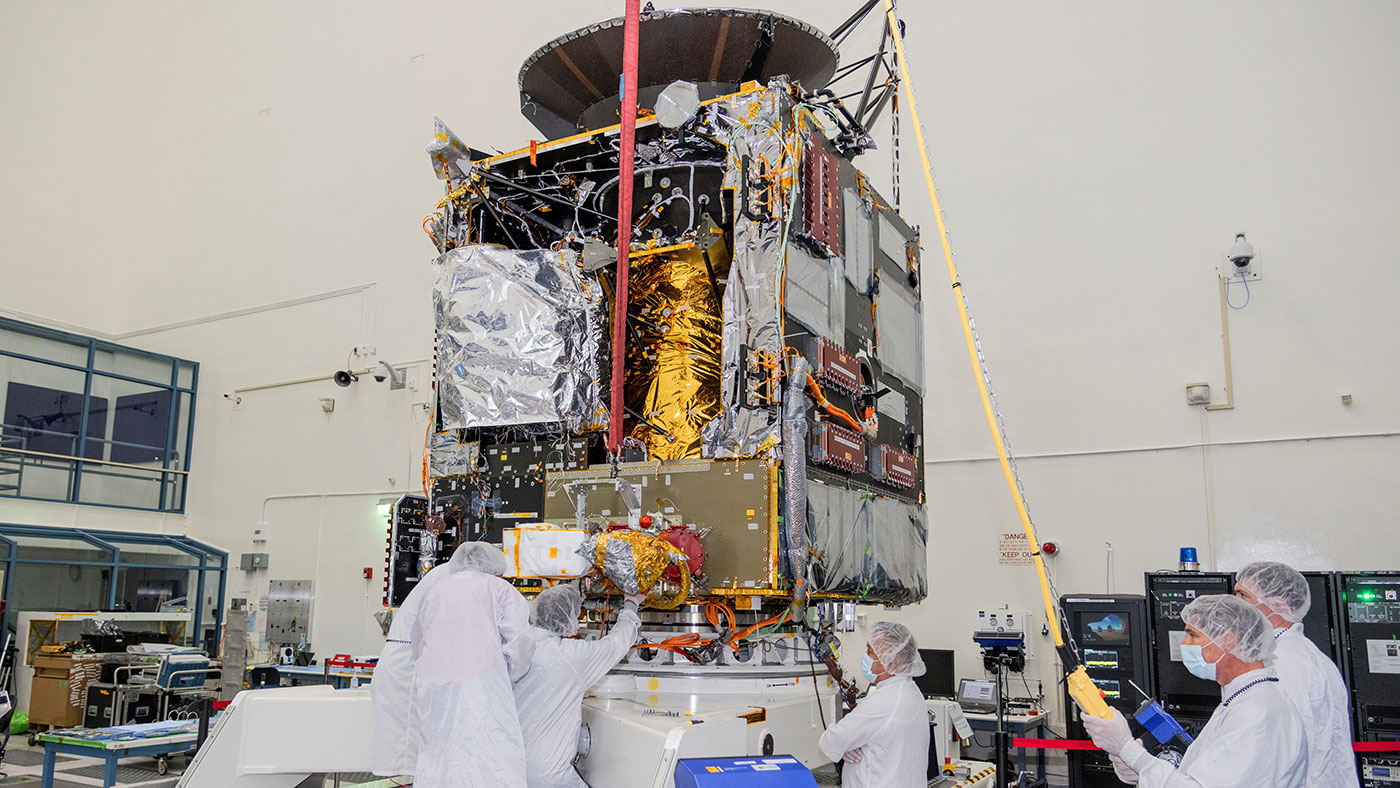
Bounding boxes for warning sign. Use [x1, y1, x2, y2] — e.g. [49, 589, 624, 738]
[998, 533, 1033, 566]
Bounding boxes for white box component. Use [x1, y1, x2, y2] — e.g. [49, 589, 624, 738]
[502, 524, 591, 578]
[973, 608, 1035, 660]
[927, 699, 964, 772]
[177, 685, 372, 787]
[576, 669, 838, 788]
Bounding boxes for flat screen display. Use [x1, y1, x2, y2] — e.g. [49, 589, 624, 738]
[1080, 611, 1132, 645]
[913, 648, 955, 697]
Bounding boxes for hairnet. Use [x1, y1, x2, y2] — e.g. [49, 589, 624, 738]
[447, 542, 507, 576]
[530, 584, 582, 637]
[1182, 594, 1276, 663]
[868, 621, 926, 678]
[1236, 561, 1311, 623]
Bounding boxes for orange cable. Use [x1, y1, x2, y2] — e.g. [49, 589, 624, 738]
[421, 406, 434, 499]
[805, 374, 865, 433]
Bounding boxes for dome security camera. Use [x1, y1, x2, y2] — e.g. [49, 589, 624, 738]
[1227, 233, 1255, 269]
[372, 361, 407, 389]
[333, 370, 358, 387]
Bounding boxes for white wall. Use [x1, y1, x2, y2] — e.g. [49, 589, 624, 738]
[3, 0, 1400, 771]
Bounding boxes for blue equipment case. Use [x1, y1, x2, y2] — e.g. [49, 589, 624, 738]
[674, 756, 816, 787]
[156, 654, 209, 689]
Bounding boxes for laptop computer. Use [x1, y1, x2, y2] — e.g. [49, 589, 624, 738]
[957, 677, 999, 714]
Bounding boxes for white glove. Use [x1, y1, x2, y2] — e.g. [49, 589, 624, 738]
[842, 749, 863, 764]
[1108, 752, 1141, 784]
[1082, 708, 1134, 757]
[625, 593, 646, 607]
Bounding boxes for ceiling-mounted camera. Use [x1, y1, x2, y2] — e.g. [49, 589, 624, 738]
[1227, 233, 1254, 269]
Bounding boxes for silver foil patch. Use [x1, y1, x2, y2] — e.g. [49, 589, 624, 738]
[702, 86, 788, 458]
[576, 532, 643, 596]
[807, 481, 927, 605]
[877, 284, 923, 394]
[428, 434, 480, 477]
[784, 244, 833, 339]
[425, 117, 473, 181]
[433, 245, 605, 430]
[843, 187, 875, 294]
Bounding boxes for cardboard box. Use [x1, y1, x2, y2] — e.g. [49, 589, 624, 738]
[29, 654, 105, 729]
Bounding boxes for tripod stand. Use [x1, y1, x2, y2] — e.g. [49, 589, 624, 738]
[981, 644, 1026, 788]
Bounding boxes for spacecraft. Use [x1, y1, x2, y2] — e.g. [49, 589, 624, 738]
[387, 6, 930, 781]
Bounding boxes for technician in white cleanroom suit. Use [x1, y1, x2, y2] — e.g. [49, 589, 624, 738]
[411, 542, 535, 788]
[371, 542, 482, 776]
[817, 621, 931, 788]
[513, 584, 643, 788]
[1082, 594, 1308, 787]
[1235, 561, 1359, 788]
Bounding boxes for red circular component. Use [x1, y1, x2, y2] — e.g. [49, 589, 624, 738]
[661, 524, 705, 583]
[1042, 541, 1058, 556]
[639, 515, 653, 528]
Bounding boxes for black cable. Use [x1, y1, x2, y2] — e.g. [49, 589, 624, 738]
[477, 191, 520, 248]
[807, 628, 828, 730]
[829, 53, 880, 83]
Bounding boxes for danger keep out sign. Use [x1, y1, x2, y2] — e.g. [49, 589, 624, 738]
[999, 533, 1033, 566]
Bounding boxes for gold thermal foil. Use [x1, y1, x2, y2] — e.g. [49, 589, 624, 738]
[623, 243, 731, 459]
[590, 529, 691, 610]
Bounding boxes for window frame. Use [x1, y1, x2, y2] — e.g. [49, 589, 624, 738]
[0, 317, 197, 512]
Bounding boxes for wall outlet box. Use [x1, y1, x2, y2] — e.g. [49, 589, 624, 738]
[252, 526, 266, 543]
[240, 553, 269, 571]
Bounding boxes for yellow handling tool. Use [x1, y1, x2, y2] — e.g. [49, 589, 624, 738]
[881, 0, 1111, 720]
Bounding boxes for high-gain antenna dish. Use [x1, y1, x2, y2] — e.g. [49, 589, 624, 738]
[518, 8, 840, 138]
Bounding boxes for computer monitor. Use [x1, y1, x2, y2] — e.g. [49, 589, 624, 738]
[913, 648, 956, 698]
[957, 678, 999, 714]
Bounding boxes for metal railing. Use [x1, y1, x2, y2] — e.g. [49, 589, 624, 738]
[0, 423, 185, 508]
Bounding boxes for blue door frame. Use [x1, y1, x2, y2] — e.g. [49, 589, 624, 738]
[0, 524, 226, 653]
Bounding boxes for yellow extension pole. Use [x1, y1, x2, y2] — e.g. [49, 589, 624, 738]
[881, 0, 1113, 719]
[879, 0, 1062, 647]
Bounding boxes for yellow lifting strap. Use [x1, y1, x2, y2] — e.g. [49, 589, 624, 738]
[881, 0, 1111, 718]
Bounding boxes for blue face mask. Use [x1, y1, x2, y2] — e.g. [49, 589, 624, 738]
[860, 654, 879, 683]
[1180, 642, 1220, 681]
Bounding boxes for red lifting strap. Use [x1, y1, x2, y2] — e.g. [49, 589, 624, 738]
[1014, 738, 1101, 751]
[607, 0, 642, 453]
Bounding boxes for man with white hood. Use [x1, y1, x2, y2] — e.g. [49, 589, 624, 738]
[1082, 594, 1309, 787]
[816, 621, 931, 788]
[371, 541, 484, 777]
[1235, 561, 1358, 788]
[411, 542, 535, 788]
[513, 584, 642, 787]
